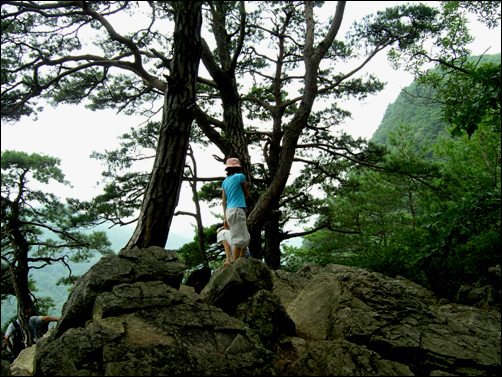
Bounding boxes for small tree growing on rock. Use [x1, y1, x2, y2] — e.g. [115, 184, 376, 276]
[1, 150, 113, 346]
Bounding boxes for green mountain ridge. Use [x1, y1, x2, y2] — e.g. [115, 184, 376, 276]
[371, 53, 501, 146]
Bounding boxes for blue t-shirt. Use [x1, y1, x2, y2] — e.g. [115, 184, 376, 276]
[222, 173, 246, 209]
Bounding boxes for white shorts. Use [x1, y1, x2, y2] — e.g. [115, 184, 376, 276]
[226, 207, 250, 248]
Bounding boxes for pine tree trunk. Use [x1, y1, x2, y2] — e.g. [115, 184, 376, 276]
[9, 218, 34, 346]
[264, 209, 282, 270]
[125, 3, 202, 250]
[246, 2, 345, 265]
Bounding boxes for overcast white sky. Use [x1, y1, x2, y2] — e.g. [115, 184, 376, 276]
[2, 1, 501, 241]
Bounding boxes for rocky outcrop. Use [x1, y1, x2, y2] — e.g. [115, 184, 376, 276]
[36, 301, 277, 376]
[454, 265, 501, 311]
[7, 248, 499, 376]
[200, 258, 296, 350]
[280, 264, 501, 376]
[200, 257, 275, 315]
[287, 339, 413, 376]
[33, 249, 280, 376]
[52, 246, 185, 339]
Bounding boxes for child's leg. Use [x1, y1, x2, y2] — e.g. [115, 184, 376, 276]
[223, 241, 231, 267]
[232, 246, 240, 262]
[234, 246, 248, 261]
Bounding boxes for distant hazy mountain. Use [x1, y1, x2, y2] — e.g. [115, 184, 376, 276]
[105, 224, 193, 251]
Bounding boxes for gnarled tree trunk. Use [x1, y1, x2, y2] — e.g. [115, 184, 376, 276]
[246, 2, 346, 261]
[125, 3, 203, 250]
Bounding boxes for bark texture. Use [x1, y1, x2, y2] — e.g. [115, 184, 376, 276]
[125, 3, 203, 250]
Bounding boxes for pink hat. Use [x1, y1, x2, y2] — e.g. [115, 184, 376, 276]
[225, 158, 241, 169]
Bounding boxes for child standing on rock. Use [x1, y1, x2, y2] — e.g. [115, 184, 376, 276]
[222, 157, 250, 262]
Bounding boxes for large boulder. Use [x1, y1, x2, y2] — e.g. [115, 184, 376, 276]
[33, 251, 281, 376]
[202, 259, 296, 350]
[35, 301, 277, 376]
[52, 246, 185, 339]
[200, 257, 274, 315]
[285, 264, 501, 376]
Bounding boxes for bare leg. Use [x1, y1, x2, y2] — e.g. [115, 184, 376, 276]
[233, 246, 247, 261]
[232, 246, 240, 262]
[223, 241, 231, 267]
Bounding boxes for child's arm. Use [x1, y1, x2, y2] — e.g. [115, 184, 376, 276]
[222, 189, 228, 227]
[242, 181, 249, 198]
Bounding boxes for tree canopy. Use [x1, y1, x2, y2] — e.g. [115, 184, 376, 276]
[2, 1, 500, 269]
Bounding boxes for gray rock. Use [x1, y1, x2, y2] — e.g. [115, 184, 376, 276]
[272, 269, 309, 309]
[234, 289, 296, 350]
[9, 345, 35, 376]
[286, 264, 501, 376]
[289, 339, 413, 376]
[52, 247, 185, 339]
[22, 252, 500, 376]
[200, 258, 273, 315]
[35, 304, 277, 376]
[92, 281, 189, 321]
[295, 262, 323, 279]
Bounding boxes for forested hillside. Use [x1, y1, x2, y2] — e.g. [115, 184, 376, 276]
[285, 53, 501, 301]
[371, 54, 501, 146]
